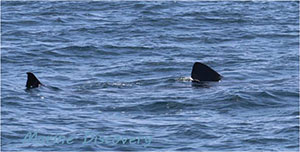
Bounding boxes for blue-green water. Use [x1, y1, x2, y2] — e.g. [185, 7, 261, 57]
[1, 1, 299, 151]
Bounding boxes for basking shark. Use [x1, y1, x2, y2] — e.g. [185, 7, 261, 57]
[191, 62, 222, 82]
[26, 72, 43, 89]
[25, 62, 221, 89]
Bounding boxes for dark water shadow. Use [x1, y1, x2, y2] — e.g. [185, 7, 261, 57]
[191, 81, 211, 88]
[24, 85, 62, 93]
[191, 79, 225, 88]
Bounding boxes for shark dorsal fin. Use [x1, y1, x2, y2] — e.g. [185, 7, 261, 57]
[191, 62, 222, 82]
[26, 72, 42, 89]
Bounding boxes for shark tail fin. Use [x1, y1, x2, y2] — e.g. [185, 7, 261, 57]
[26, 72, 42, 89]
[191, 62, 222, 82]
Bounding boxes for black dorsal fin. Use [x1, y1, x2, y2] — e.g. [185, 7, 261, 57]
[191, 62, 222, 82]
[26, 72, 42, 89]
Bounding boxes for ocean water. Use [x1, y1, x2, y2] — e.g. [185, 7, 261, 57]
[1, 1, 299, 151]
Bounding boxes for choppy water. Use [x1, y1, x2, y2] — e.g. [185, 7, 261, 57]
[1, 1, 299, 151]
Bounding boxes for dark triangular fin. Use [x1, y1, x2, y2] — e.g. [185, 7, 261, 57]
[26, 72, 42, 89]
[191, 62, 222, 82]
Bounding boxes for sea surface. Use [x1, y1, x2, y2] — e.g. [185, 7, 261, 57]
[1, 1, 299, 151]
